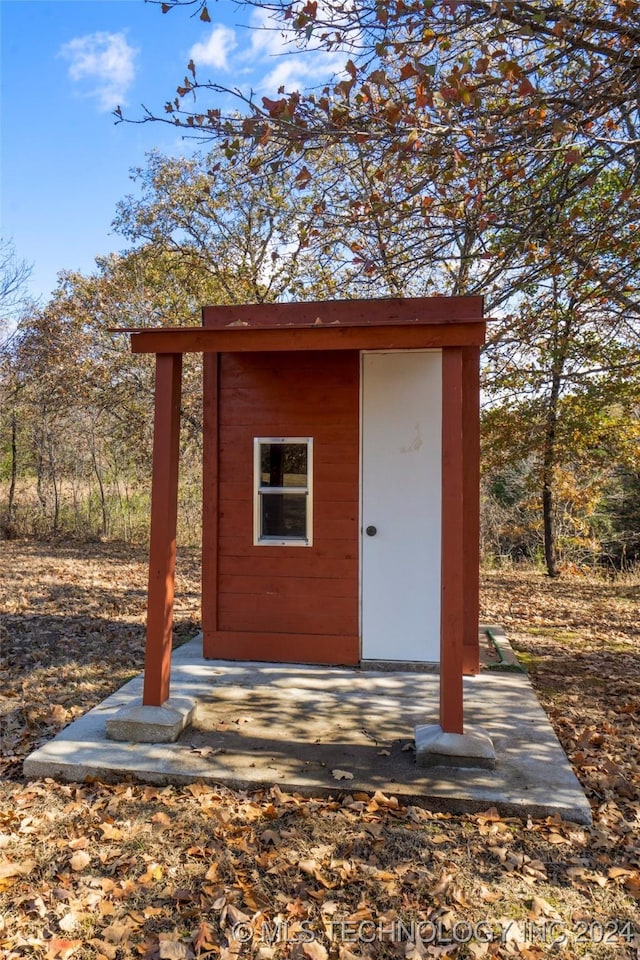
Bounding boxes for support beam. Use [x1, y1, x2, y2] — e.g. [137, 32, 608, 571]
[127, 323, 485, 355]
[143, 353, 183, 707]
[202, 350, 219, 657]
[440, 347, 465, 733]
[462, 346, 481, 675]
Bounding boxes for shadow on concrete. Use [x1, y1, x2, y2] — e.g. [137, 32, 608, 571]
[23, 635, 592, 824]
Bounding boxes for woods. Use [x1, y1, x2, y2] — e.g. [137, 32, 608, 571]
[1, 156, 638, 571]
[2, 0, 639, 574]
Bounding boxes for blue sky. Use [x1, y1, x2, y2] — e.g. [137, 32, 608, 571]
[1, 0, 342, 306]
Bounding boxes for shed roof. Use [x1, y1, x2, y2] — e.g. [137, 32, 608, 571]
[116, 296, 485, 354]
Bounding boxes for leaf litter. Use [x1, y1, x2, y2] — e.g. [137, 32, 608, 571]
[0, 543, 639, 958]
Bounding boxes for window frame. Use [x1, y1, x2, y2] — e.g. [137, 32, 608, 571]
[253, 437, 314, 547]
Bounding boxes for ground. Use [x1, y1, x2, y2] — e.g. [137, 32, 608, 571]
[0, 541, 639, 960]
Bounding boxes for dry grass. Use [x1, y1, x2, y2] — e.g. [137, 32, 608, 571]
[0, 543, 639, 959]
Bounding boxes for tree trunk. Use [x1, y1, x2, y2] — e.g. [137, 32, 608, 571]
[48, 439, 60, 536]
[36, 445, 47, 515]
[2, 410, 18, 537]
[541, 304, 572, 578]
[542, 454, 558, 577]
[91, 444, 108, 538]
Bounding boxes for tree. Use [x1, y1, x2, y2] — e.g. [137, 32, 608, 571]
[2, 134, 364, 541]
[136, 0, 640, 315]
[480, 151, 640, 575]
[119, 6, 640, 573]
[0, 239, 31, 336]
[0, 239, 32, 535]
[482, 271, 640, 574]
[113, 147, 366, 303]
[0, 247, 209, 540]
[0, 239, 30, 311]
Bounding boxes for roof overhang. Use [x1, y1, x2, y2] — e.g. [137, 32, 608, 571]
[115, 297, 486, 354]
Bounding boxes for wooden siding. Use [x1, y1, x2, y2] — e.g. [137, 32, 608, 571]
[205, 350, 360, 665]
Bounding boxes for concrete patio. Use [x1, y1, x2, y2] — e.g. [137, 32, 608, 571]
[23, 628, 592, 825]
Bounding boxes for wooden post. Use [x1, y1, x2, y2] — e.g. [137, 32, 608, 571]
[143, 352, 183, 706]
[462, 345, 481, 675]
[440, 347, 464, 733]
[201, 351, 219, 657]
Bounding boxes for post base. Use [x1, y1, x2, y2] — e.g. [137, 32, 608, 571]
[106, 697, 196, 743]
[415, 723, 496, 769]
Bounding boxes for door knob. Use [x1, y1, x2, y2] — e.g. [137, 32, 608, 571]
[366, 525, 377, 537]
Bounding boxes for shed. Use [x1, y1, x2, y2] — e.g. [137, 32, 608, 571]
[119, 297, 491, 758]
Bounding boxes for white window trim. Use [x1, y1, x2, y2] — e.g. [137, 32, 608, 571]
[253, 437, 313, 546]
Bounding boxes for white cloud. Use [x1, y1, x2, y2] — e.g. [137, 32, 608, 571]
[261, 57, 327, 94]
[184, 8, 349, 99]
[249, 7, 294, 59]
[190, 25, 237, 71]
[59, 31, 137, 111]
[247, 8, 346, 93]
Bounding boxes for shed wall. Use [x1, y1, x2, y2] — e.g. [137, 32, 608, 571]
[204, 350, 360, 664]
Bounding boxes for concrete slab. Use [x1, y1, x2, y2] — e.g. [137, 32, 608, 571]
[23, 633, 592, 825]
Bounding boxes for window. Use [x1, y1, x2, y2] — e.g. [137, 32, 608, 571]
[254, 438, 313, 546]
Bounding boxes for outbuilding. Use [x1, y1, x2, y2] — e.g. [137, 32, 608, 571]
[116, 297, 492, 761]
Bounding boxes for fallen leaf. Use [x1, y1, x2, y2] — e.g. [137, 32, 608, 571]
[467, 943, 489, 958]
[479, 885, 502, 903]
[102, 921, 132, 945]
[69, 851, 91, 872]
[331, 769, 354, 781]
[545, 832, 569, 845]
[527, 896, 559, 919]
[260, 829, 280, 846]
[159, 939, 193, 959]
[371, 790, 399, 808]
[226, 904, 251, 925]
[430, 872, 454, 897]
[45, 939, 83, 960]
[151, 811, 172, 826]
[624, 874, 640, 896]
[138, 862, 164, 883]
[475, 807, 502, 824]
[99, 823, 124, 841]
[58, 912, 79, 933]
[193, 921, 216, 953]
[67, 837, 89, 851]
[338, 948, 360, 960]
[608, 866, 636, 878]
[302, 940, 328, 960]
[88, 940, 118, 960]
[0, 858, 35, 882]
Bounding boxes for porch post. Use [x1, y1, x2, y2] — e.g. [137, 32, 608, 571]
[462, 345, 481, 675]
[201, 351, 219, 657]
[143, 352, 183, 706]
[440, 346, 464, 734]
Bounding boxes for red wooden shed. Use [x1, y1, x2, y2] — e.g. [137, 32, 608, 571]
[125, 296, 486, 740]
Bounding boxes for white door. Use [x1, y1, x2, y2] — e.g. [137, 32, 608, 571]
[361, 351, 442, 662]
